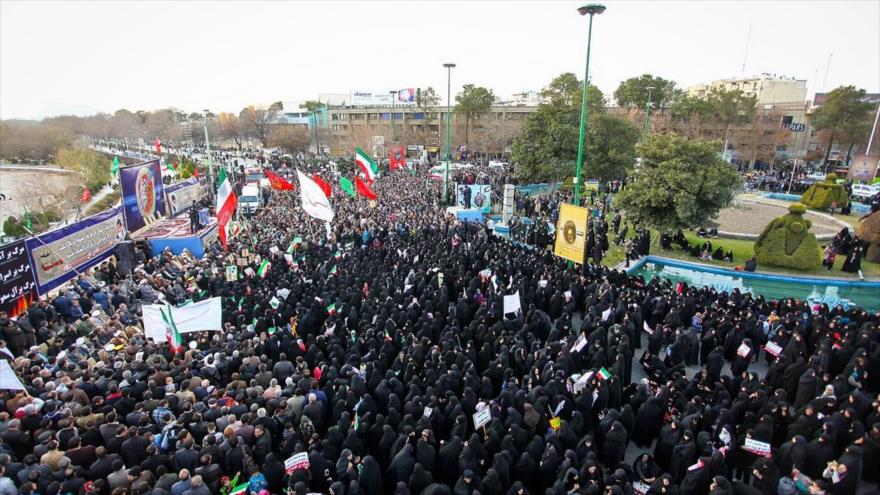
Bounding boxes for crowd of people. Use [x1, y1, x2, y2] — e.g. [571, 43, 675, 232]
[0, 159, 877, 495]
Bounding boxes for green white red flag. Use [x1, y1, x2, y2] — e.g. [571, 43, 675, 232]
[215, 167, 237, 250]
[355, 147, 378, 183]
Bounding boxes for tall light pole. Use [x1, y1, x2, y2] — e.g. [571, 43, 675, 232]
[642, 86, 655, 143]
[572, 4, 605, 207]
[203, 110, 216, 193]
[390, 90, 398, 143]
[443, 63, 456, 205]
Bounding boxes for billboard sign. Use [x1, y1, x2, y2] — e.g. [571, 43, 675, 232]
[0, 240, 37, 317]
[120, 159, 166, 233]
[456, 184, 492, 213]
[350, 88, 416, 106]
[26, 207, 124, 294]
[164, 178, 202, 217]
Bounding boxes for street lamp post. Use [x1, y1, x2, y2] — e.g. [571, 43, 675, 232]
[203, 110, 216, 193]
[313, 108, 323, 156]
[642, 86, 655, 142]
[443, 63, 456, 205]
[390, 90, 398, 143]
[572, 4, 605, 207]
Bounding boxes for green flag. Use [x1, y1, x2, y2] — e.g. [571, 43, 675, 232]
[340, 177, 356, 197]
[111, 156, 120, 175]
[22, 207, 32, 231]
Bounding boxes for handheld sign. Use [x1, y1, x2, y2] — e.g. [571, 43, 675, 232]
[285, 452, 310, 474]
[423, 406, 433, 419]
[737, 342, 751, 359]
[549, 417, 561, 431]
[225, 266, 238, 282]
[743, 438, 772, 457]
[764, 341, 783, 357]
[472, 408, 491, 430]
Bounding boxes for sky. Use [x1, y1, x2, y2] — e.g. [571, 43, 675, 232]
[1, 0, 878, 120]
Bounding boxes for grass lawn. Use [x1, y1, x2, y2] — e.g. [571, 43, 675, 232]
[648, 232, 880, 279]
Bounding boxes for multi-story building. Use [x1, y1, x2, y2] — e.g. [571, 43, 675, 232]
[687, 74, 808, 105]
[320, 104, 537, 159]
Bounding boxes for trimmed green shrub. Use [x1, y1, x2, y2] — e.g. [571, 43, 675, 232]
[800, 173, 848, 210]
[754, 202, 822, 270]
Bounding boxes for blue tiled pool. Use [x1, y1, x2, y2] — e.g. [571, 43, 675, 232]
[630, 257, 880, 312]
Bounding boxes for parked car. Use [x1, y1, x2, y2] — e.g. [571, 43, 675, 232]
[851, 183, 880, 203]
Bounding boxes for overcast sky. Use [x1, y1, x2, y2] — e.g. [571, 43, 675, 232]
[1, 0, 878, 120]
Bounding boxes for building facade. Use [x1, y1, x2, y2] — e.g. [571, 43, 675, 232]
[687, 74, 807, 105]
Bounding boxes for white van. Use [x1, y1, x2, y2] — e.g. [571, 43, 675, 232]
[239, 184, 263, 215]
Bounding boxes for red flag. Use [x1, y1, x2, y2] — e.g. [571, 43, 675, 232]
[355, 176, 377, 200]
[312, 175, 332, 198]
[265, 170, 295, 191]
[154, 138, 161, 154]
[80, 186, 91, 203]
[193, 167, 199, 178]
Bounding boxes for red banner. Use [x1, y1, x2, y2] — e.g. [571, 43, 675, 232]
[265, 170, 295, 191]
[389, 146, 406, 171]
[355, 177, 377, 200]
[312, 175, 332, 198]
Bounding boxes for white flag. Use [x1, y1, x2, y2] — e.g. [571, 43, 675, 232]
[143, 297, 223, 343]
[503, 291, 521, 315]
[297, 170, 335, 222]
[0, 360, 26, 391]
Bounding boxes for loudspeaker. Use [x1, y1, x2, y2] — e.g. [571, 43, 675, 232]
[115, 241, 134, 276]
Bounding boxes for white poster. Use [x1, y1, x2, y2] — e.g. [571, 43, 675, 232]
[143, 297, 223, 343]
[503, 291, 521, 315]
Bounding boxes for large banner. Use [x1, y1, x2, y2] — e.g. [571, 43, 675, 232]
[389, 146, 406, 171]
[456, 184, 492, 213]
[120, 159, 166, 233]
[26, 207, 124, 295]
[554, 203, 589, 264]
[164, 178, 202, 217]
[142, 297, 223, 343]
[350, 88, 415, 106]
[0, 240, 37, 317]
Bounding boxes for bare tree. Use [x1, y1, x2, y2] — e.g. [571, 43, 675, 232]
[268, 126, 310, 154]
[218, 113, 243, 150]
[240, 104, 280, 148]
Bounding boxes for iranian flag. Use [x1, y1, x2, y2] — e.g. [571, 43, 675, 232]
[215, 167, 237, 250]
[326, 303, 336, 315]
[355, 147, 378, 183]
[257, 259, 271, 278]
[597, 367, 612, 380]
[228, 484, 248, 495]
[159, 304, 183, 354]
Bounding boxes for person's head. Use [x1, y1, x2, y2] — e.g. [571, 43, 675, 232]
[178, 469, 190, 481]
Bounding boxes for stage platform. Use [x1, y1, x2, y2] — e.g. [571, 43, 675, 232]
[135, 217, 218, 258]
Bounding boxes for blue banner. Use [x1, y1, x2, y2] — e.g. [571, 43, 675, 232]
[120, 159, 166, 232]
[164, 178, 201, 217]
[26, 207, 124, 295]
[456, 184, 492, 213]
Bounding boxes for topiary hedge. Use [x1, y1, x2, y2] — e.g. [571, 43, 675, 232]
[753, 202, 822, 270]
[800, 173, 848, 210]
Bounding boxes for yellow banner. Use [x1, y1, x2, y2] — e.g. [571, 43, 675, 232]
[554, 203, 589, 264]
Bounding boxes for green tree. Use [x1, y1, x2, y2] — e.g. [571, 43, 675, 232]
[512, 73, 612, 183]
[616, 134, 742, 232]
[416, 87, 439, 108]
[299, 101, 324, 113]
[810, 86, 875, 167]
[707, 88, 757, 149]
[541, 72, 605, 111]
[454, 84, 495, 146]
[613, 74, 678, 111]
[585, 114, 640, 183]
[55, 147, 111, 193]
